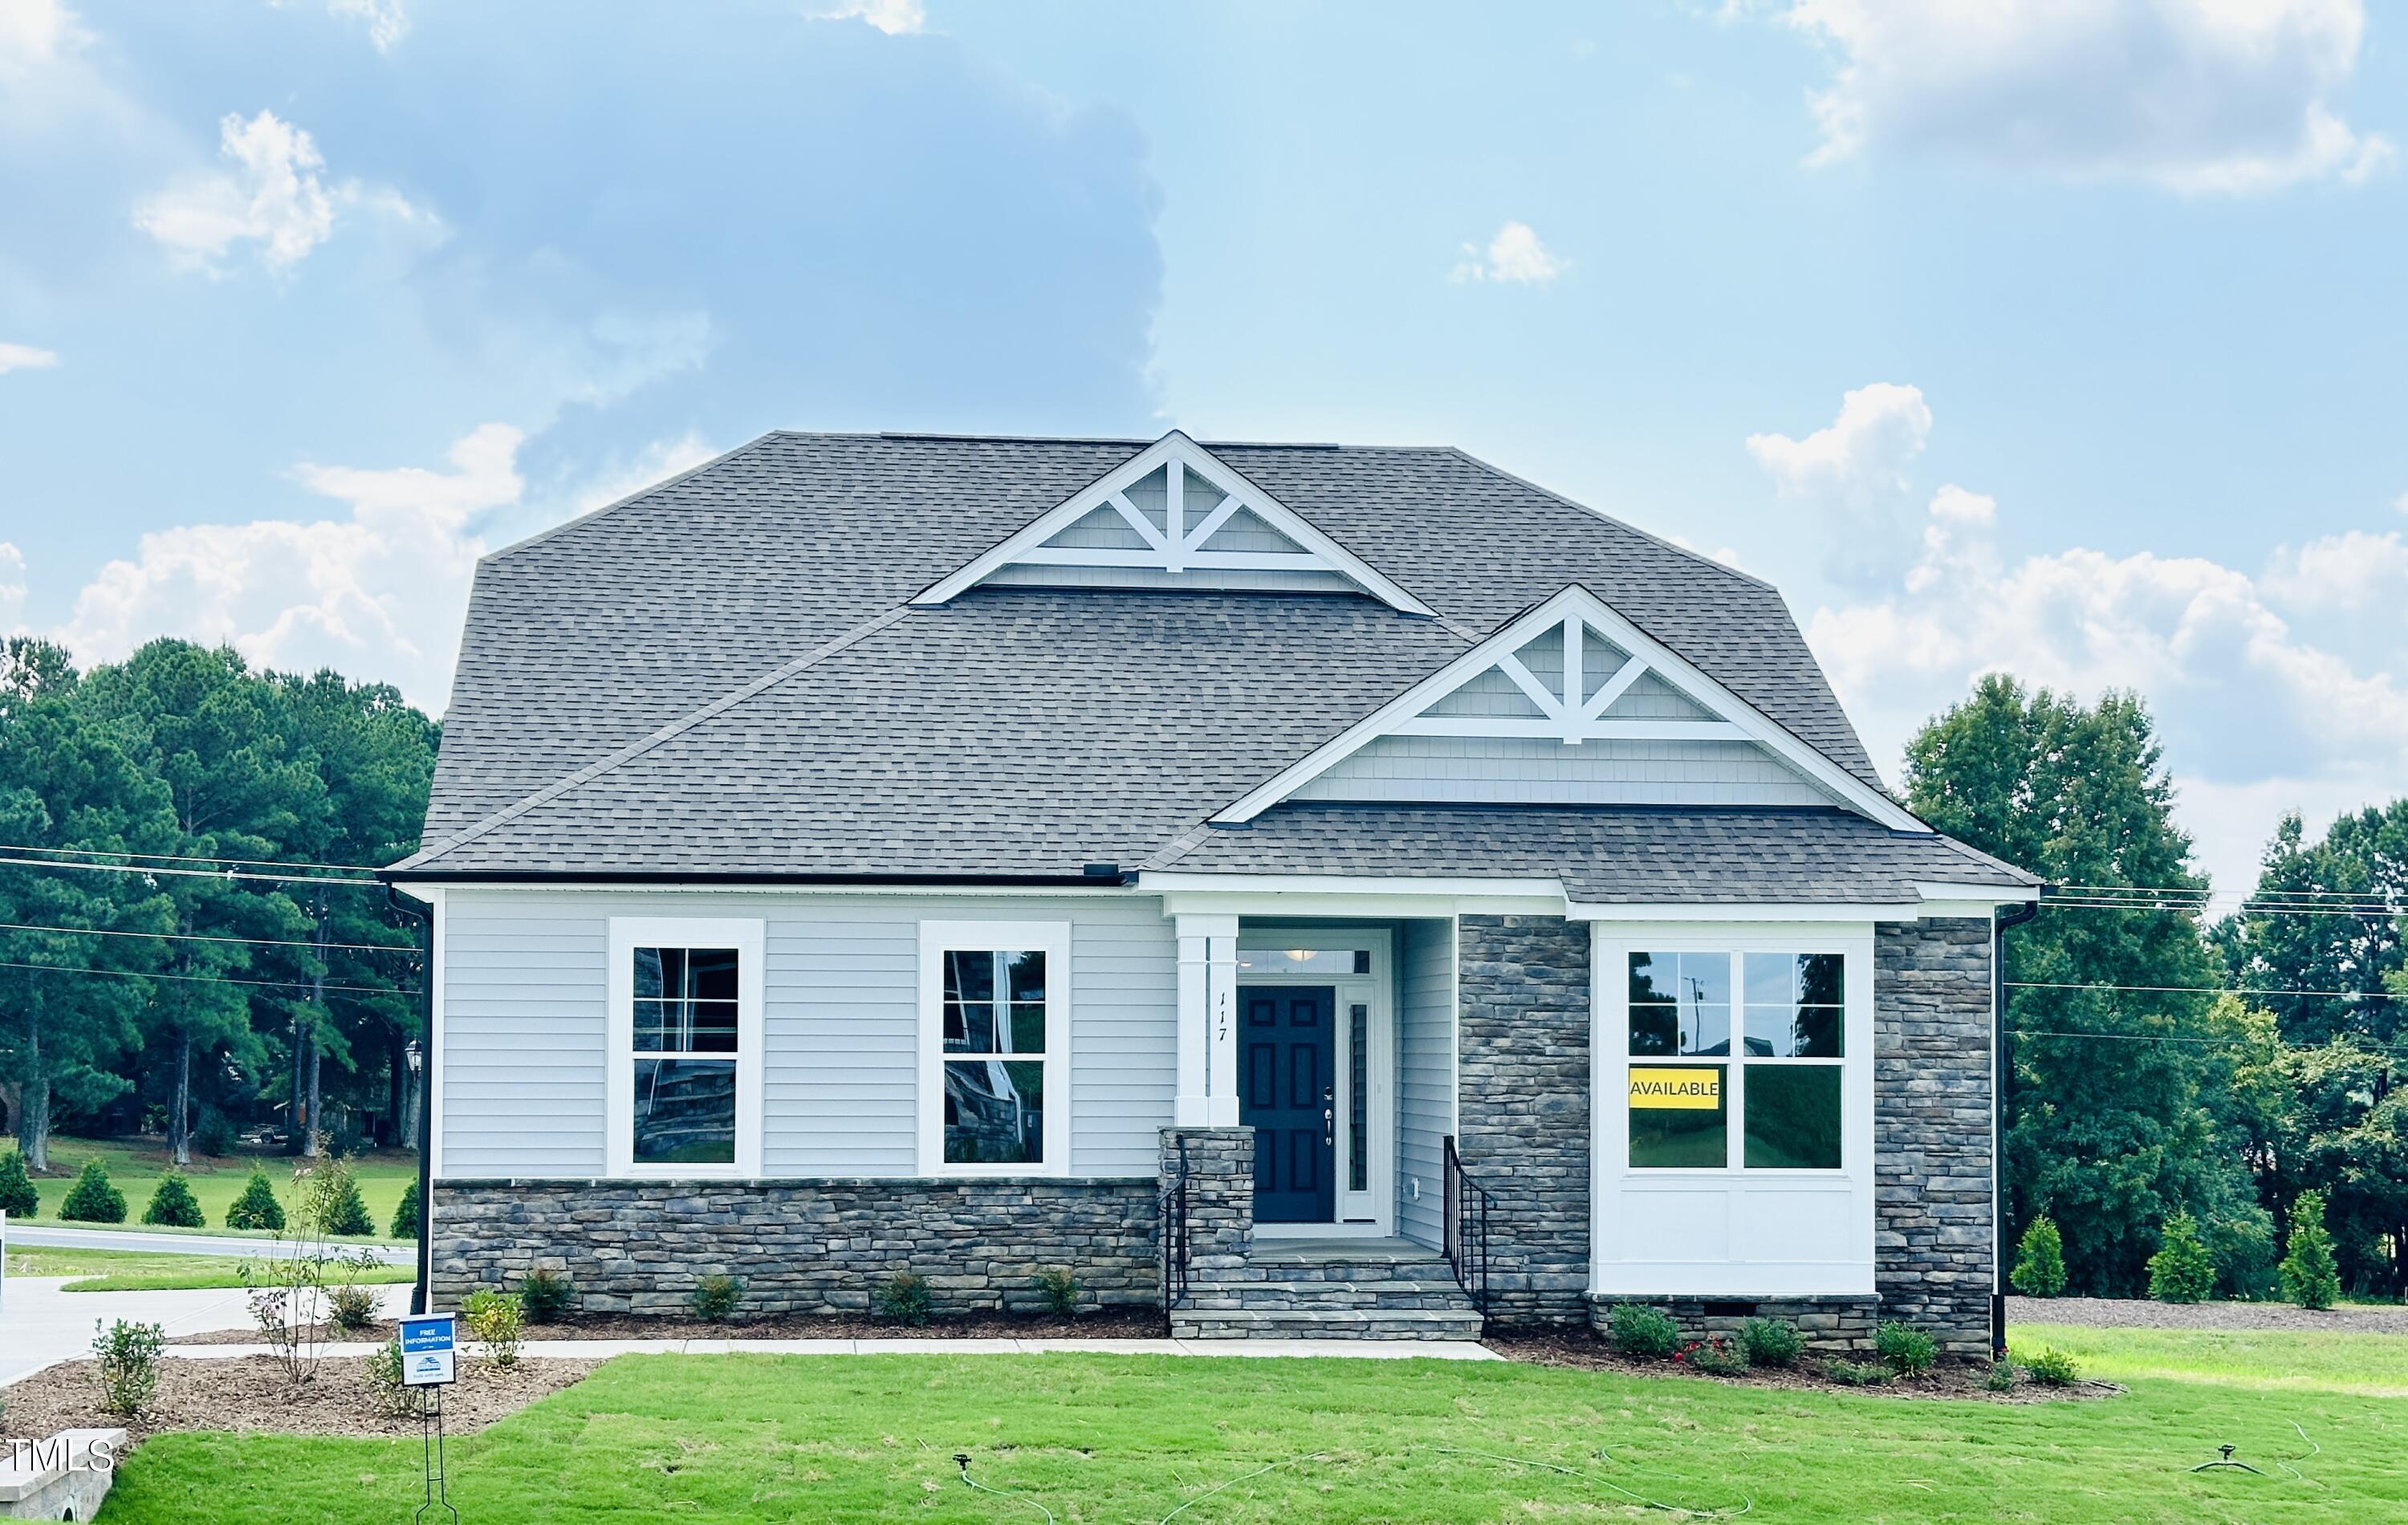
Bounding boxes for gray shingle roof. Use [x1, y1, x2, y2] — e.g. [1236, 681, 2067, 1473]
[1153, 803, 2039, 902]
[402, 431, 1958, 884]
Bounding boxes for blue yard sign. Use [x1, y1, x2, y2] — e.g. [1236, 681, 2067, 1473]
[397, 1313, 458, 1387]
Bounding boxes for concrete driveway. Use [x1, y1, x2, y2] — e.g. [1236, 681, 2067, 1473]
[5, 1223, 413, 1264]
[0, 1276, 413, 1388]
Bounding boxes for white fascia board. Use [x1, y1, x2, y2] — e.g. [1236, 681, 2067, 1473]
[1214, 583, 1927, 833]
[909, 430, 1437, 617]
[411, 880, 1141, 898]
[1917, 880, 2041, 904]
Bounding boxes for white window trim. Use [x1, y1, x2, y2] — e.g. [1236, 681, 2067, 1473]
[1591, 922, 1876, 1297]
[917, 920, 1073, 1178]
[605, 916, 765, 1180]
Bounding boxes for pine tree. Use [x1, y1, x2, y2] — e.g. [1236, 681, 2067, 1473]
[0, 1146, 38, 1218]
[2147, 1212, 2215, 1303]
[322, 1158, 374, 1238]
[391, 1177, 421, 1241]
[2281, 1190, 2343, 1311]
[58, 1160, 128, 1223]
[140, 1169, 205, 1228]
[2010, 1214, 2067, 1298]
[223, 1164, 287, 1231]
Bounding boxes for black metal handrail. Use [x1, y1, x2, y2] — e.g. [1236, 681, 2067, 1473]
[1158, 1139, 1192, 1333]
[1442, 1134, 1494, 1328]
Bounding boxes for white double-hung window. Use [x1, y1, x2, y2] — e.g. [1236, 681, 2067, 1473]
[917, 921, 1070, 1176]
[607, 917, 763, 1177]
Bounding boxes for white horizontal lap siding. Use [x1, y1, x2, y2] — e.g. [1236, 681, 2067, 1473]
[1396, 918, 1457, 1249]
[439, 896, 608, 1178]
[1291, 734, 1837, 808]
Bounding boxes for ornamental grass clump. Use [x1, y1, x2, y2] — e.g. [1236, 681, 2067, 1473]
[142, 1169, 205, 1228]
[1737, 1316, 1803, 1368]
[2011, 1215, 2067, 1298]
[2147, 1212, 2215, 1304]
[1876, 1321, 1938, 1379]
[225, 1164, 287, 1231]
[1605, 1304, 1682, 1360]
[59, 1159, 127, 1223]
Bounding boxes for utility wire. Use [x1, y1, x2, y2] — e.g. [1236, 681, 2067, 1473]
[0, 920, 413, 957]
[2009, 980, 2400, 1000]
[0, 854, 383, 888]
[0, 841, 393, 873]
[0, 958, 418, 998]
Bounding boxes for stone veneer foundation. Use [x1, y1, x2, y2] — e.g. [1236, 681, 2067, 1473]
[429, 1176, 1158, 1316]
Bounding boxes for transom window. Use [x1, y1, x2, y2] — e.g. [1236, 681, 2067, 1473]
[1627, 950, 1845, 1171]
[607, 917, 763, 1179]
[918, 921, 1070, 1175]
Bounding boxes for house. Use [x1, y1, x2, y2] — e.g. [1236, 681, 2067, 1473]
[385, 429, 2040, 1348]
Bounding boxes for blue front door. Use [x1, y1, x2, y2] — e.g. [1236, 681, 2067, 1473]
[1242, 985, 1336, 1224]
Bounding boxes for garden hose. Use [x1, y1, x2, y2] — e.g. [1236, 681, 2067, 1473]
[954, 1453, 1056, 1523]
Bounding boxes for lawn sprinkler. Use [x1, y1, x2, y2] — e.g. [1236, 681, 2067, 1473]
[2190, 1444, 2265, 1475]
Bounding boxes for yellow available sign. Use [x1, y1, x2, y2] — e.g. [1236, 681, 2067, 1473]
[1629, 1068, 1722, 1110]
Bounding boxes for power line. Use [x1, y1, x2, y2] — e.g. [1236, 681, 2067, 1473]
[2009, 980, 2398, 999]
[2056, 881, 2398, 903]
[0, 958, 418, 998]
[0, 841, 392, 873]
[2010, 1027, 2408, 1059]
[0, 921, 415, 957]
[2040, 900, 2398, 921]
[0, 854, 382, 888]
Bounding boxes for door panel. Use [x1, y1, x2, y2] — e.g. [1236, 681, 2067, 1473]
[1242, 986, 1335, 1223]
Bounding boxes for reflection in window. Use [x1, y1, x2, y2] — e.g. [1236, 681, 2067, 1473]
[942, 949, 1049, 1165]
[1630, 951, 1845, 1172]
[631, 946, 740, 1165]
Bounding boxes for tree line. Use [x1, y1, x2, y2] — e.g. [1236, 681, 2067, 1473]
[1, 636, 435, 1170]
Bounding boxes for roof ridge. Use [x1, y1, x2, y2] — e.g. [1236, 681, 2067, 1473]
[392, 604, 915, 872]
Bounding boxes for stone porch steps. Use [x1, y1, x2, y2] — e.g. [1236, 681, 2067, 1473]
[1171, 1236, 1484, 1341]
[1173, 1305, 1484, 1340]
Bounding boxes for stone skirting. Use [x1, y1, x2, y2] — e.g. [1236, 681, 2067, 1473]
[1874, 918, 1996, 1355]
[1584, 1295, 1883, 1354]
[1456, 913, 1593, 1323]
[429, 1175, 1158, 1316]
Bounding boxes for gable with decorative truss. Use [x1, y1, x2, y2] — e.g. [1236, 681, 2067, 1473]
[1217, 584, 1928, 831]
[913, 431, 1435, 613]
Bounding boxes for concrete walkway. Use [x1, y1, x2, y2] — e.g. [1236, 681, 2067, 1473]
[0, 1278, 413, 1388]
[159, 1336, 1503, 1361]
[6, 1223, 413, 1263]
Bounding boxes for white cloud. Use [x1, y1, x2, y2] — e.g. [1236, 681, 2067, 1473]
[1450, 222, 1569, 285]
[2261, 528, 2408, 613]
[133, 109, 433, 274]
[571, 432, 718, 516]
[812, 0, 925, 34]
[0, 0, 79, 77]
[1744, 381, 1931, 586]
[1806, 479, 2408, 894]
[59, 425, 523, 710]
[0, 341, 60, 372]
[0, 543, 26, 631]
[325, 0, 408, 51]
[1779, 0, 2393, 193]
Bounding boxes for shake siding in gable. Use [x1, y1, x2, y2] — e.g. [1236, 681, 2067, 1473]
[436, 890, 1175, 1181]
[1291, 734, 1837, 808]
[1397, 917, 1458, 1249]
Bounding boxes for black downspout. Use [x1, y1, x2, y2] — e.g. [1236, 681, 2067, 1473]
[387, 886, 434, 1317]
[1991, 891, 2044, 1359]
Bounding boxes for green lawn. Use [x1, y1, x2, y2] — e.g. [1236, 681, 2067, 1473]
[2017, 1323, 2408, 1399]
[2, 1136, 410, 1243]
[97, 1336, 2408, 1523]
[3, 1244, 413, 1292]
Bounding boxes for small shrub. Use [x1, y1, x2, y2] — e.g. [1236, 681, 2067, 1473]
[142, 1169, 205, 1228]
[2020, 1345, 2081, 1387]
[327, 1281, 380, 1332]
[2147, 1211, 2216, 1304]
[0, 1147, 38, 1218]
[391, 1178, 421, 1241]
[1605, 1304, 1682, 1360]
[1679, 1336, 1748, 1377]
[320, 1159, 375, 1238]
[519, 1267, 576, 1324]
[1876, 1321, 1938, 1379]
[1035, 1267, 1079, 1318]
[1820, 1357, 1889, 1387]
[92, 1318, 165, 1417]
[462, 1287, 525, 1369]
[364, 1339, 414, 1417]
[225, 1165, 287, 1231]
[1983, 1358, 2019, 1393]
[59, 1160, 127, 1223]
[691, 1274, 742, 1322]
[874, 1268, 933, 1327]
[1737, 1316, 1803, 1368]
[2011, 1214, 2067, 1298]
[2281, 1190, 2342, 1312]
[194, 1111, 240, 1158]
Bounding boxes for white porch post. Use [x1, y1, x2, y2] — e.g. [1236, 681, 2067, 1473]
[1175, 913, 1240, 1127]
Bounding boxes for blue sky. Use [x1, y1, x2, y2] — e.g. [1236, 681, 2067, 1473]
[2, 0, 2403, 893]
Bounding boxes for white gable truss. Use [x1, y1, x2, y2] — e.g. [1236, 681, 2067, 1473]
[1216, 584, 1928, 832]
[913, 430, 1436, 615]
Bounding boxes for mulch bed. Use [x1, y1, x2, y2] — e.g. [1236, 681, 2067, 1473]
[2008, 1295, 2408, 1334]
[1485, 1326, 2119, 1403]
[0, 1355, 595, 1442]
[171, 1305, 1168, 1346]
